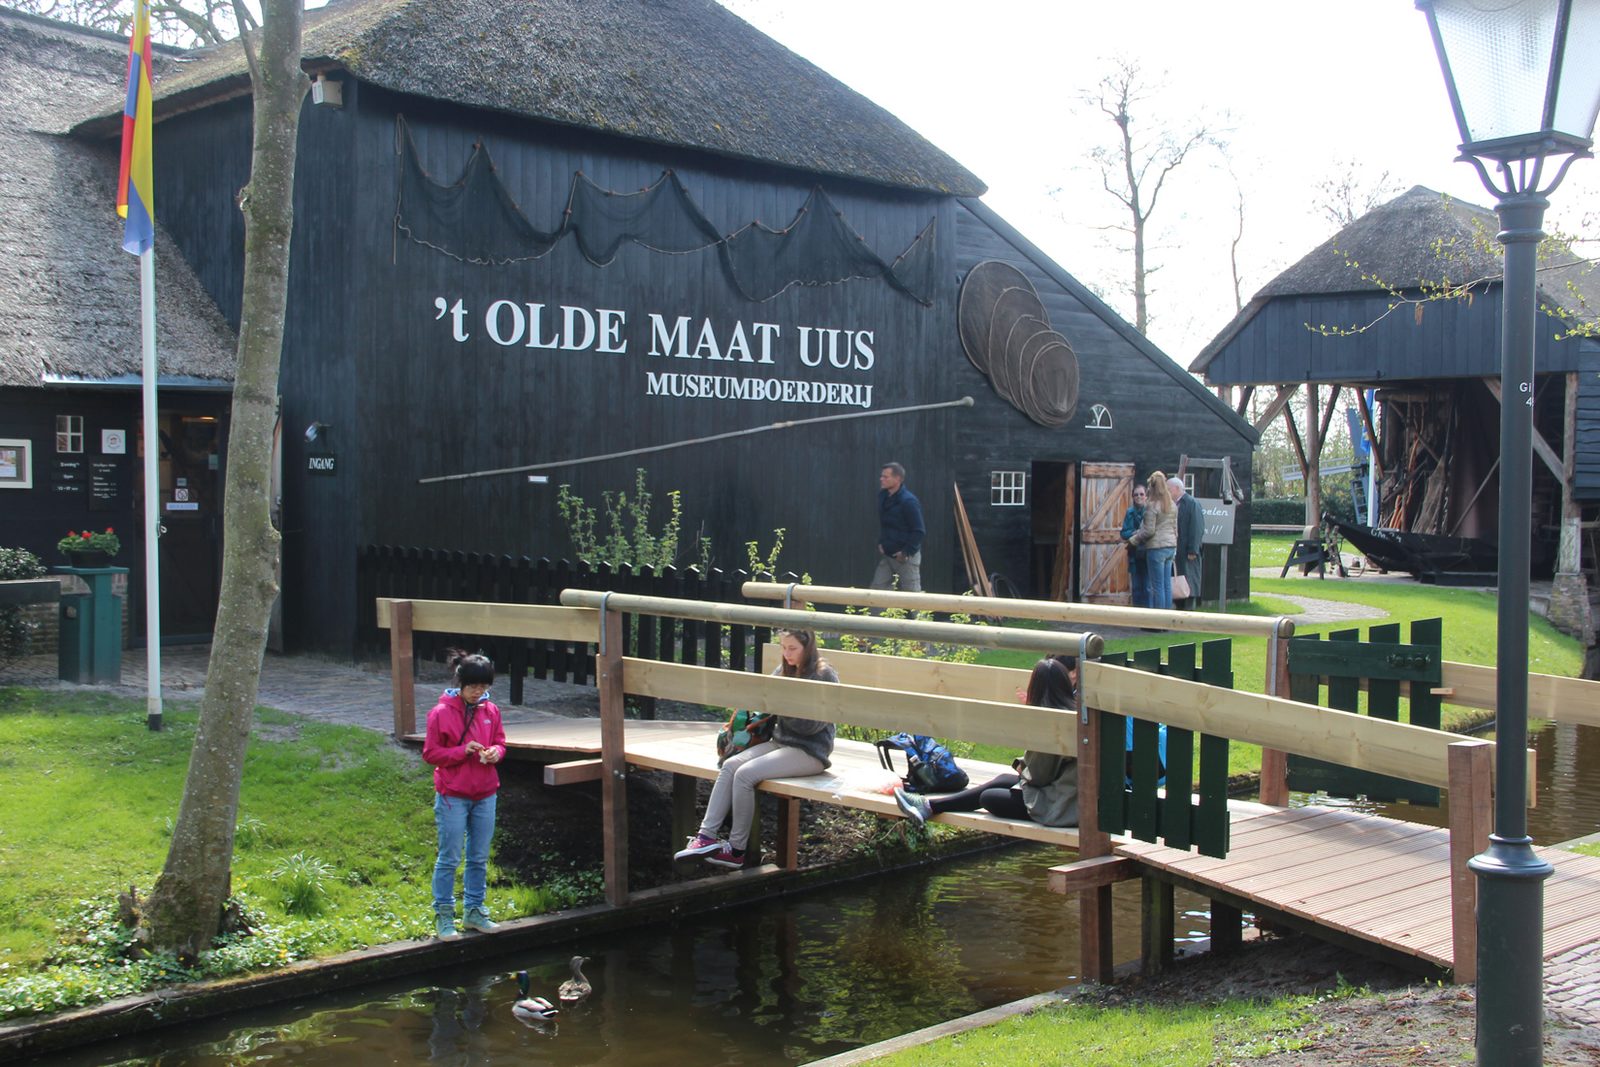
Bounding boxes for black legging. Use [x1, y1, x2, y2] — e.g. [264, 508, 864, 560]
[927, 772, 1028, 820]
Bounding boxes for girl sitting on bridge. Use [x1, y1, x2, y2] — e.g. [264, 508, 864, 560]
[675, 628, 838, 870]
[894, 656, 1079, 828]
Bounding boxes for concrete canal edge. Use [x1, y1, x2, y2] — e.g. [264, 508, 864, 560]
[1, 834, 1020, 1062]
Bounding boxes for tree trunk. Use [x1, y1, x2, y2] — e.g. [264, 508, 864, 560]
[142, 0, 305, 958]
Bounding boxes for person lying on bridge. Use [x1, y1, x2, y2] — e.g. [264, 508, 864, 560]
[893, 656, 1079, 829]
[675, 628, 838, 870]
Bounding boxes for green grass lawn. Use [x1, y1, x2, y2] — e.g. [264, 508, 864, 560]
[865, 992, 1328, 1066]
[0, 688, 594, 1020]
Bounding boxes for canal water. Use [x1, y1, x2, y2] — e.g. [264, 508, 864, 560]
[1304, 720, 1600, 846]
[33, 847, 1216, 1067]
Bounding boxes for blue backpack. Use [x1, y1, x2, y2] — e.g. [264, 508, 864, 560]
[876, 733, 969, 794]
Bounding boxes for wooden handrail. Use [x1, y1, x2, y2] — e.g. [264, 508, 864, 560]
[1082, 661, 1535, 798]
[1438, 661, 1600, 728]
[558, 589, 1104, 659]
[375, 597, 598, 642]
[739, 581, 1296, 638]
[624, 659, 1080, 755]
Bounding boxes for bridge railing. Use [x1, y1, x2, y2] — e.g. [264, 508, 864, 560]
[377, 588, 1535, 984]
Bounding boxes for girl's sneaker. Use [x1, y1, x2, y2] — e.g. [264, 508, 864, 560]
[703, 843, 747, 869]
[462, 907, 498, 933]
[674, 832, 723, 861]
[894, 788, 933, 827]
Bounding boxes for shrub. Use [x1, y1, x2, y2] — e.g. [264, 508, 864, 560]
[1250, 498, 1309, 525]
[269, 852, 335, 916]
[0, 547, 47, 666]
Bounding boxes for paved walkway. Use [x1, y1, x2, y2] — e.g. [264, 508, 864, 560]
[0, 645, 599, 733]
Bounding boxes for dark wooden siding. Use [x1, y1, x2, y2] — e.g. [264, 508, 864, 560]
[329, 86, 959, 653]
[1204, 288, 1586, 386]
[1576, 345, 1600, 502]
[953, 202, 1254, 603]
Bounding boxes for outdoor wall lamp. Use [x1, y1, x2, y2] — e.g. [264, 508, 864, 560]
[304, 421, 332, 444]
[1416, 2, 1600, 1063]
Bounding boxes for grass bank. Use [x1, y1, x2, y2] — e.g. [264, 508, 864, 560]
[0, 688, 597, 1020]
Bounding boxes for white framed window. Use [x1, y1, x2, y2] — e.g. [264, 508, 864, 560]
[991, 470, 1026, 506]
[1086, 403, 1112, 429]
[55, 414, 84, 454]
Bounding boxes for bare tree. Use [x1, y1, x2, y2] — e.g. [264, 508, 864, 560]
[3, 0, 236, 45]
[1314, 158, 1400, 229]
[1085, 58, 1219, 335]
[133, 0, 306, 960]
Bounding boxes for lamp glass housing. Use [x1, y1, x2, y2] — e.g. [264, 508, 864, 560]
[1422, 0, 1600, 155]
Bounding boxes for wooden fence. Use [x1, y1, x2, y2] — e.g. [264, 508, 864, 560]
[357, 546, 798, 705]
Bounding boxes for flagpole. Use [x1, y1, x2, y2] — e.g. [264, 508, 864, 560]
[141, 247, 162, 730]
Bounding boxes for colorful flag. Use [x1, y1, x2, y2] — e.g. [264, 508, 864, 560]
[117, 0, 154, 256]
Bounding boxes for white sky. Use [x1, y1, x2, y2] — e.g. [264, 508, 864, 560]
[722, 0, 1600, 366]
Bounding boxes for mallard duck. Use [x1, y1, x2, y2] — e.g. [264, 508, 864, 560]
[558, 955, 592, 1004]
[512, 970, 560, 1022]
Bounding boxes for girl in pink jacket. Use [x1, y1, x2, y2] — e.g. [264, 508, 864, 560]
[423, 650, 507, 938]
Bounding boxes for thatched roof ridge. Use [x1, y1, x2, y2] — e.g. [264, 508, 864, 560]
[1192, 185, 1599, 373]
[0, 10, 236, 388]
[73, 0, 984, 197]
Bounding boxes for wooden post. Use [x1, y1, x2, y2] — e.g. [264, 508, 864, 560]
[1258, 631, 1290, 807]
[1210, 900, 1243, 954]
[671, 773, 698, 851]
[776, 797, 801, 871]
[1076, 703, 1115, 983]
[1140, 876, 1174, 974]
[597, 606, 629, 906]
[389, 599, 415, 739]
[1447, 739, 1493, 984]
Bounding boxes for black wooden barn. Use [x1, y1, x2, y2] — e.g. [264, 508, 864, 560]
[9, 0, 1254, 657]
[1193, 185, 1600, 642]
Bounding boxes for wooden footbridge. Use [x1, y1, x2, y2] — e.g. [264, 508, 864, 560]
[377, 583, 1600, 986]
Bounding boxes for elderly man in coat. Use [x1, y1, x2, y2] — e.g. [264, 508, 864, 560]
[1168, 477, 1203, 609]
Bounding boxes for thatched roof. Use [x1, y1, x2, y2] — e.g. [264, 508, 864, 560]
[73, 0, 985, 198]
[0, 10, 236, 389]
[1192, 185, 1600, 374]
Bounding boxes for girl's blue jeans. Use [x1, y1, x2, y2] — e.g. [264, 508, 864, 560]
[432, 792, 496, 914]
[1145, 547, 1176, 610]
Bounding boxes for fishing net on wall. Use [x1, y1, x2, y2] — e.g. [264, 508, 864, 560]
[394, 117, 938, 305]
[957, 260, 1080, 427]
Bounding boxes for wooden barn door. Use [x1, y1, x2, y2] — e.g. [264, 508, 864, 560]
[1079, 462, 1135, 604]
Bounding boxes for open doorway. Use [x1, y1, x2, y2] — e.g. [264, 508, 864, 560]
[1028, 460, 1136, 602]
[133, 411, 225, 643]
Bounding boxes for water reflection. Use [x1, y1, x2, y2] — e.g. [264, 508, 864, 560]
[1289, 721, 1600, 846]
[35, 847, 1220, 1067]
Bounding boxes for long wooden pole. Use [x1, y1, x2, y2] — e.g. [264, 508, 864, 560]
[739, 582, 1294, 639]
[559, 589, 1106, 658]
[597, 606, 628, 906]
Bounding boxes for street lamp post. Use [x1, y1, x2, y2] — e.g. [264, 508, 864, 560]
[1416, 2, 1600, 1063]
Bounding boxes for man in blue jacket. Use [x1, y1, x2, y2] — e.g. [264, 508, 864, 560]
[872, 462, 925, 592]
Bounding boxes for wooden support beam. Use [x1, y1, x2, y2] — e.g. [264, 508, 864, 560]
[776, 797, 801, 872]
[1235, 384, 1255, 418]
[1258, 634, 1291, 807]
[597, 608, 629, 906]
[543, 759, 604, 786]
[1357, 390, 1384, 480]
[1141, 876, 1175, 975]
[1077, 697, 1115, 984]
[1483, 378, 1565, 482]
[1210, 900, 1243, 954]
[1561, 371, 1582, 573]
[388, 599, 415, 740]
[1282, 405, 1310, 484]
[671, 773, 699, 854]
[1047, 855, 1138, 894]
[1447, 739, 1493, 984]
[1252, 384, 1300, 432]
